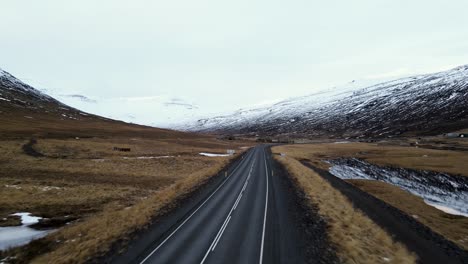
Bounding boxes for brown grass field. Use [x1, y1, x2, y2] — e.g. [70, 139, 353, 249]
[273, 141, 468, 250]
[272, 154, 416, 264]
[275, 141, 468, 176]
[0, 114, 254, 263]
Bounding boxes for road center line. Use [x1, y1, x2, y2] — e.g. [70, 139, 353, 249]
[212, 215, 231, 250]
[259, 148, 269, 264]
[200, 159, 256, 264]
[139, 150, 254, 264]
[233, 193, 243, 210]
[211, 215, 231, 251]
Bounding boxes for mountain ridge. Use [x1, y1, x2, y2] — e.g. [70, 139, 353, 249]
[180, 65, 468, 138]
[0, 68, 194, 140]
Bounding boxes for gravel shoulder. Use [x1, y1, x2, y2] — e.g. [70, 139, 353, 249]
[266, 148, 339, 264]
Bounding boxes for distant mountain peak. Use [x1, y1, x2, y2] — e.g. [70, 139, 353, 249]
[164, 98, 199, 110]
[0, 68, 54, 101]
[61, 94, 97, 103]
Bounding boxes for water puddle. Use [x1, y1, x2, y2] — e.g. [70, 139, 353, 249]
[0, 213, 55, 251]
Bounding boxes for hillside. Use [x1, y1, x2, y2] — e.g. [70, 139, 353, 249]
[0, 68, 253, 263]
[0, 68, 194, 140]
[182, 65, 468, 138]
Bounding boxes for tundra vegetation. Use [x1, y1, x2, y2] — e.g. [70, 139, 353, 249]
[273, 138, 468, 252]
[0, 134, 251, 263]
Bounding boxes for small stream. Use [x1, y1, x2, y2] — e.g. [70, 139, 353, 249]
[329, 158, 468, 217]
[0, 213, 54, 251]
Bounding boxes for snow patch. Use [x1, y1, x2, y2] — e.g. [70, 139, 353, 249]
[4, 185, 21, 190]
[39, 186, 61, 192]
[424, 202, 468, 217]
[329, 159, 468, 217]
[12, 213, 41, 225]
[122, 156, 175, 160]
[199, 152, 231, 157]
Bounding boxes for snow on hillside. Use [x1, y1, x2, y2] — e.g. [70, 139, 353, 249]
[52, 94, 204, 128]
[179, 65, 468, 137]
[329, 158, 468, 217]
[0, 68, 96, 122]
[0, 67, 206, 127]
[2, 65, 467, 133]
[0, 67, 54, 102]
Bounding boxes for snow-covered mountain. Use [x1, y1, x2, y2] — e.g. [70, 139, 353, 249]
[0, 67, 205, 128]
[180, 65, 468, 138]
[0, 68, 86, 119]
[0, 68, 57, 104]
[0, 67, 140, 130]
[0, 68, 192, 140]
[49, 93, 202, 128]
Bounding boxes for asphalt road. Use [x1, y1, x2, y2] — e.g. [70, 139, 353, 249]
[115, 145, 310, 264]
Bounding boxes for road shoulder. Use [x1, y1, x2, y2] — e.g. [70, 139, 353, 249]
[266, 147, 339, 264]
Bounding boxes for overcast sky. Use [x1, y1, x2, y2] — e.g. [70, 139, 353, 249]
[1, 0, 468, 123]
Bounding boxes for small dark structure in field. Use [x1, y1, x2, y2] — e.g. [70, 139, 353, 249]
[256, 137, 273, 143]
[217, 135, 236, 140]
[23, 139, 45, 157]
[113, 147, 131, 152]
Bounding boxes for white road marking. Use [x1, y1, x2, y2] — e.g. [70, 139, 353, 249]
[233, 193, 243, 210]
[200, 159, 256, 264]
[139, 150, 254, 264]
[212, 215, 231, 250]
[259, 149, 269, 264]
[211, 215, 230, 251]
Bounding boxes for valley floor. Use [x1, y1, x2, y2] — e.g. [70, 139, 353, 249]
[1, 135, 467, 263]
[273, 139, 468, 262]
[0, 135, 252, 263]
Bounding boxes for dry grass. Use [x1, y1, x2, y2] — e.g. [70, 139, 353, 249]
[274, 142, 468, 176]
[348, 179, 468, 250]
[0, 105, 194, 141]
[0, 135, 252, 263]
[31, 160, 230, 264]
[274, 142, 468, 251]
[273, 154, 416, 264]
[0, 178, 143, 220]
[0, 139, 229, 190]
[0, 215, 21, 227]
